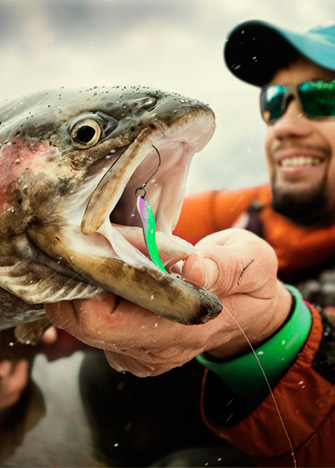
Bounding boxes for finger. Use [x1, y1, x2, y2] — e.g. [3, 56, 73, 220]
[44, 301, 78, 333]
[41, 326, 58, 345]
[0, 360, 29, 410]
[183, 229, 277, 296]
[182, 252, 221, 291]
[7, 360, 29, 393]
[0, 391, 23, 410]
[71, 295, 170, 350]
[45, 294, 147, 351]
[0, 360, 13, 378]
[104, 350, 174, 377]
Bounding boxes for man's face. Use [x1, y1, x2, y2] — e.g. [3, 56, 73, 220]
[264, 58, 335, 225]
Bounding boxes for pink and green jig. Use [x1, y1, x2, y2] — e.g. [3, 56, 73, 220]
[136, 146, 167, 274]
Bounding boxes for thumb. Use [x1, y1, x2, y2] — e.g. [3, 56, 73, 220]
[182, 252, 221, 292]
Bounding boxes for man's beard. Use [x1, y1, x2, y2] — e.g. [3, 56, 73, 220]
[272, 175, 334, 226]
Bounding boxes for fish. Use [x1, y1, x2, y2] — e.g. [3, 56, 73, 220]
[0, 85, 222, 334]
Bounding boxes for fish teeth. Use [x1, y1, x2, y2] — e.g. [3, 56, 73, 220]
[280, 156, 322, 167]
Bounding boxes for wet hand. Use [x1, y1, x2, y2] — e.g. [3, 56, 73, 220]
[44, 229, 291, 377]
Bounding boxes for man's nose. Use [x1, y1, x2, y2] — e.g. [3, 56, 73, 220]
[272, 98, 313, 138]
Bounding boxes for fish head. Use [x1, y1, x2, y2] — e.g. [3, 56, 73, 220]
[0, 86, 222, 327]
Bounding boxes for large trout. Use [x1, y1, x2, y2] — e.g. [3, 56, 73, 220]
[0, 86, 222, 333]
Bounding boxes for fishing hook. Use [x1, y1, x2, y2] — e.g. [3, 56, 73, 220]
[135, 145, 167, 273]
[135, 145, 161, 198]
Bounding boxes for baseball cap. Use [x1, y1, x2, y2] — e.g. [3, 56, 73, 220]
[224, 20, 335, 86]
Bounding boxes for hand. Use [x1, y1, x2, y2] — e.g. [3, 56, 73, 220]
[0, 360, 29, 410]
[0, 327, 57, 411]
[44, 229, 291, 377]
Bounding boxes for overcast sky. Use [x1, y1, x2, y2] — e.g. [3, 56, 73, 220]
[1, 0, 334, 193]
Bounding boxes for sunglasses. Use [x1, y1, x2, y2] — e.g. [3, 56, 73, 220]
[260, 80, 335, 123]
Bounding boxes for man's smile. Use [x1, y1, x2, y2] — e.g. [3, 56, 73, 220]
[271, 146, 329, 178]
[279, 156, 323, 168]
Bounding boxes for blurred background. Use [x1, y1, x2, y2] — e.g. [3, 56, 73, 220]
[1, 0, 334, 194]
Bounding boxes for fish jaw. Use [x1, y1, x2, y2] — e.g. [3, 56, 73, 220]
[27, 224, 222, 325]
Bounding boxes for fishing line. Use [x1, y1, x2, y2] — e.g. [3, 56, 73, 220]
[134, 143, 297, 463]
[219, 302, 297, 468]
[135, 144, 162, 199]
[134, 145, 296, 466]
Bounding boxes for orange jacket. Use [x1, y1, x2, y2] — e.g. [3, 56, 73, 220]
[175, 184, 335, 281]
[175, 185, 335, 467]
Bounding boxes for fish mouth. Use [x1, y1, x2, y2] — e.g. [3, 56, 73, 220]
[27, 108, 222, 324]
[82, 116, 208, 264]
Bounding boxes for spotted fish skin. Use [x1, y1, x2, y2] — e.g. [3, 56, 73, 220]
[0, 86, 221, 329]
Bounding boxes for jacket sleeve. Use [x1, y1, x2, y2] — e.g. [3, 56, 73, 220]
[199, 304, 335, 467]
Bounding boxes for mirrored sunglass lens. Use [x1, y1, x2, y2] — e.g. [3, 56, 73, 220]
[299, 81, 335, 118]
[260, 86, 286, 123]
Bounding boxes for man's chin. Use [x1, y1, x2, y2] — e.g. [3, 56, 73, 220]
[271, 185, 333, 227]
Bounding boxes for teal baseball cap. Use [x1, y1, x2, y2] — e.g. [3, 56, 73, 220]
[224, 20, 335, 86]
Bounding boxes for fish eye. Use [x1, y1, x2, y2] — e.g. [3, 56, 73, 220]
[71, 119, 102, 147]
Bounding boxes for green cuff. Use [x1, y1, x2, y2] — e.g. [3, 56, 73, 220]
[196, 285, 312, 403]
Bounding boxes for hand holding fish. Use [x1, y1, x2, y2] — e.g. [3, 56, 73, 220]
[44, 229, 291, 377]
[0, 86, 289, 376]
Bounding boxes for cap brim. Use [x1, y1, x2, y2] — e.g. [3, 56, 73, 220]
[224, 20, 335, 86]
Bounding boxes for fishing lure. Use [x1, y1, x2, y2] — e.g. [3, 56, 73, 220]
[136, 146, 168, 274]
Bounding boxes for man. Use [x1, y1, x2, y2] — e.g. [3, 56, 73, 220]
[44, 21, 335, 467]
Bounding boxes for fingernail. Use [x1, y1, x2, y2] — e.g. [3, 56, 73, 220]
[201, 258, 218, 289]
